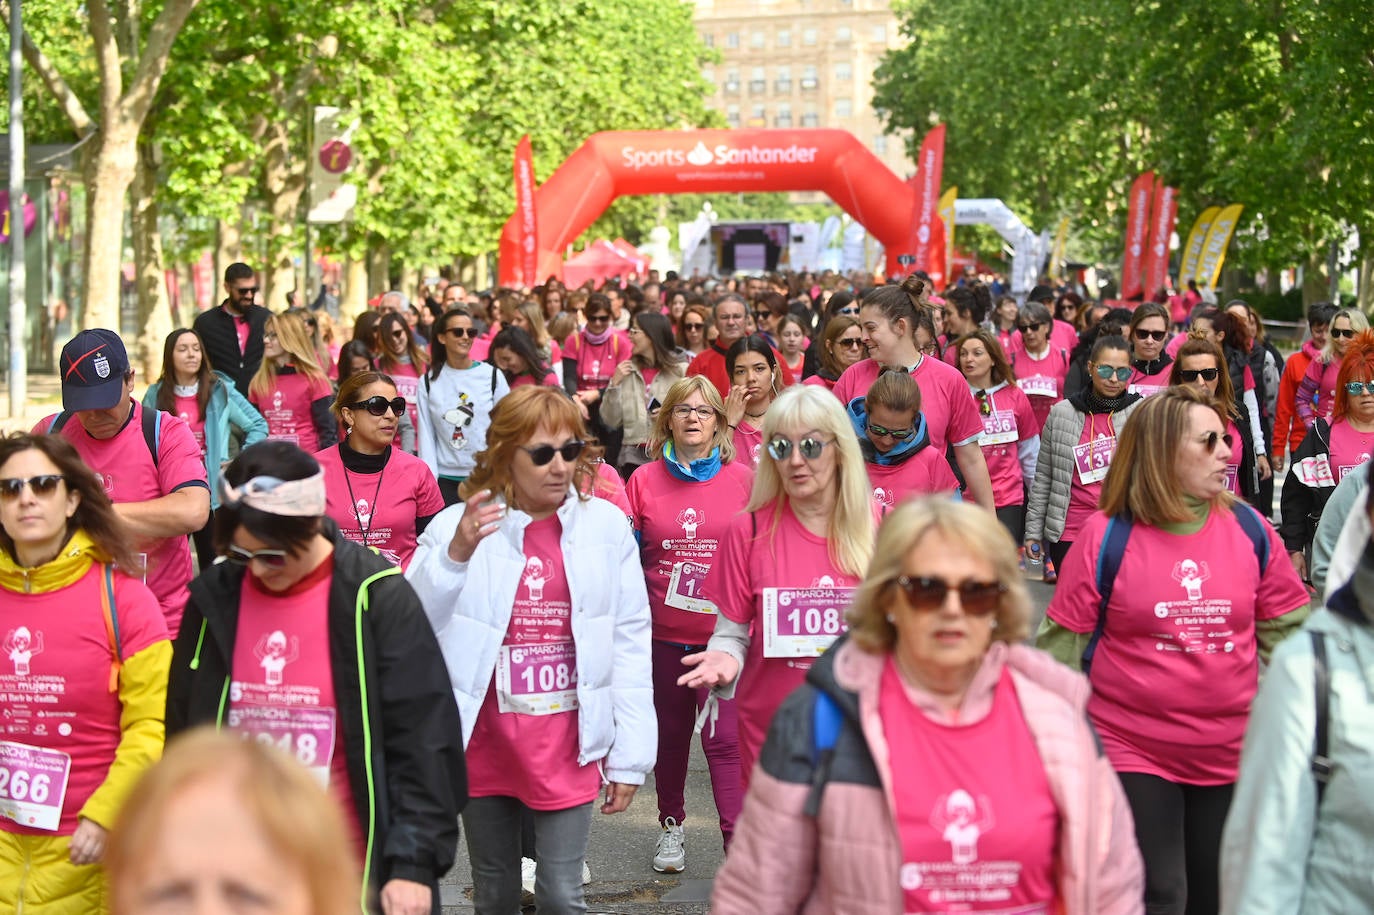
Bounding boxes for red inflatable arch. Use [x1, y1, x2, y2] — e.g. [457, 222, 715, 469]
[498, 129, 918, 287]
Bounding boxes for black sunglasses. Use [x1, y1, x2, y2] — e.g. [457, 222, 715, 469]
[224, 544, 289, 568]
[520, 440, 586, 466]
[682, 322, 705, 331]
[975, 389, 992, 416]
[867, 420, 913, 439]
[1134, 328, 1168, 342]
[1179, 368, 1220, 382]
[235, 286, 259, 295]
[837, 306, 861, 315]
[1018, 322, 1043, 333]
[893, 575, 1005, 616]
[1331, 327, 1357, 339]
[0, 474, 67, 500]
[444, 326, 480, 338]
[346, 396, 406, 417]
[836, 337, 864, 349]
[1201, 431, 1235, 453]
[585, 314, 611, 324]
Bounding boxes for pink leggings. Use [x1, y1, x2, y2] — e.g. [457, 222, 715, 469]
[651, 639, 743, 849]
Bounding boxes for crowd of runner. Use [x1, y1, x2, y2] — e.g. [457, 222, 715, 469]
[0, 261, 1369, 914]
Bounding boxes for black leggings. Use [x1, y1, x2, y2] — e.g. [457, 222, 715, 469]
[1048, 539, 1073, 571]
[995, 504, 1025, 544]
[1118, 772, 1234, 915]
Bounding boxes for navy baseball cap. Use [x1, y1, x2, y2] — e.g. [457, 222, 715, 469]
[60, 328, 130, 411]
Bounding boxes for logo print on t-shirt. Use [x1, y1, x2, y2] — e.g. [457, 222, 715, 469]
[873, 486, 895, 510]
[273, 390, 284, 411]
[812, 575, 836, 589]
[523, 556, 555, 601]
[1172, 558, 1211, 601]
[444, 396, 476, 451]
[675, 507, 704, 539]
[3, 626, 43, 676]
[929, 789, 995, 865]
[355, 498, 372, 527]
[255, 630, 300, 686]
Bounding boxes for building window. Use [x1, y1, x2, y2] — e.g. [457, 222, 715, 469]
[775, 65, 792, 94]
[835, 26, 852, 44]
[802, 107, 819, 128]
[873, 24, 888, 42]
[835, 97, 853, 118]
[750, 66, 766, 94]
[776, 103, 793, 127]
[725, 31, 739, 49]
[724, 68, 740, 94]
[702, 32, 715, 48]
[702, 67, 715, 84]
[835, 61, 852, 82]
[777, 28, 791, 48]
[874, 135, 888, 154]
[727, 104, 740, 127]
[803, 28, 818, 46]
[751, 30, 765, 49]
[801, 64, 818, 90]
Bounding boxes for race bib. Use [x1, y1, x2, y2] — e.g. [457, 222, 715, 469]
[496, 641, 578, 715]
[1072, 436, 1116, 484]
[1128, 383, 1166, 398]
[761, 587, 853, 658]
[665, 561, 718, 614]
[0, 741, 70, 831]
[1017, 376, 1057, 398]
[1224, 464, 1239, 492]
[980, 409, 1018, 446]
[228, 706, 337, 787]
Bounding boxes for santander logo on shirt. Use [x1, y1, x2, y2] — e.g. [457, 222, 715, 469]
[256, 630, 300, 687]
[4, 626, 43, 677]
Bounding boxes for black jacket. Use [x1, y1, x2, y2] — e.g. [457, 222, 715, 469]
[167, 531, 466, 905]
[1280, 417, 1335, 553]
[192, 301, 271, 397]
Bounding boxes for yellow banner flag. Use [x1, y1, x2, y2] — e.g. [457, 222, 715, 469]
[1194, 204, 1244, 290]
[1050, 218, 1070, 281]
[939, 186, 958, 279]
[1179, 206, 1221, 287]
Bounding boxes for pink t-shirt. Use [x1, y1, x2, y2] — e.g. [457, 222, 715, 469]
[974, 384, 1040, 509]
[802, 374, 836, 392]
[41, 402, 207, 631]
[867, 448, 960, 516]
[1061, 414, 1119, 543]
[708, 502, 861, 787]
[0, 565, 166, 835]
[625, 459, 754, 645]
[586, 461, 632, 518]
[465, 515, 601, 809]
[1011, 346, 1071, 431]
[1225, 419, 1244, 495]
[173, 393, 207, 459]
[1327, 419, 1374, 482]
[382, 361, 422, 451]
[1304, 358, 1342, 424]
[564, 331, 631, 392]
[229, 560, 358, 842]
[1128, 362, 1173, 398]
[250, 369, 334, 453]
[316, 446, 444, 570]
[1050, 319, 1078, 352]
[732, 420, 764, 468]
[833, 357, 983, 451]
[508, 370, 560, 389]
[882, 661, 1059, 913]
[1046, 507, 1309, 783]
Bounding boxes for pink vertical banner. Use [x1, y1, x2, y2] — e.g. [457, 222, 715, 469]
[1143, 184, 1179, 297]
[904, 124, 945, 283]
[514, 135, 539, 288]
[1120, 171, 1155, 300]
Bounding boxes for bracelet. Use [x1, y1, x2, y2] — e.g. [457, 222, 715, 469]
[727, 423, 738, 431]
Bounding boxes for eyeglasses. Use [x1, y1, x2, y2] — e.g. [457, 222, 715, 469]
[766, 436, 831, 461]
[1179, 368, 1220, 383]
[837, 306, 861, 315]
[263, 332, 278, 341]
[234, 286, 259, 296]
[520, 440, 586, 466]
[1200, 431, 1235, 453]
[867, 420, 914, 439]
[893, 574, 1005, 616]
[224, 544, 289, 569]
[586, 314, 611, 325]
[836, 337, 864, 350]
[627, 325, 642, 336]
[671, 405, 716, 420]
[0, 475, 66, 501]
[1346, 381, 1374, 396]
[1092, 364, 1132, 382]
[346, 396, 407, 417]
[444, 326, 480, 338]
[1017, 322, 1044, 333]
[1332, 327, 1357, 339]
[1134, 329, 1168, 342]
[753, 311, 770, 321]
[682, 322, 705, 332]
[974, 389, 992, 416]
[390, 329, 408, 340]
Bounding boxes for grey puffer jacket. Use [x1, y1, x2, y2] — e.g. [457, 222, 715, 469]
[1025, 394, 1141, 545]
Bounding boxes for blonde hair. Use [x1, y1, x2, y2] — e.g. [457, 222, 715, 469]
[1320, 308, 1370, 363]
[507, 299, 553, 351]
[249, 311, 329, 400]
[106, 728, 360, 915]
[847, 498, 1031, 650]
[750, 385, 873, 578]
[1099, 385, 1234, 526]
[461, 386, 603, 506]
[648, 376, 737, 462]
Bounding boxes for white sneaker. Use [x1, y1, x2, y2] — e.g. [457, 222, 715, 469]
[582, 861, 591, 885]
[652, 817, 686, 873]
[520, 856, 537, 905]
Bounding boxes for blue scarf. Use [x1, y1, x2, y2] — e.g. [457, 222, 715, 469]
[846, 396, 933, 466]
[663, 443, 723, 482]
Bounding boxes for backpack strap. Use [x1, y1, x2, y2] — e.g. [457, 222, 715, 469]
[804, 690, 844, 817]
[100, 565, 124, 693]
[48, 412, 69, 433]
[491, 363, 499, 396]
[1084, 514, 1134, 676]
[1229, 501, 1271, 571]
[1310, 630, 1332, 806]
[142, 405, 161, 469]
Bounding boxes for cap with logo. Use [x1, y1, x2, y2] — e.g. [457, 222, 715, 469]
[1027, 285, 1055, 304]
[60, 328, 130, 411]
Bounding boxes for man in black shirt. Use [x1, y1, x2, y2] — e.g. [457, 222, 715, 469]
[192, 263, 270, 397]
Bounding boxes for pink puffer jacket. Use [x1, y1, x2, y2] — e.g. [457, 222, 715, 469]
[712, 638, 1144, 915]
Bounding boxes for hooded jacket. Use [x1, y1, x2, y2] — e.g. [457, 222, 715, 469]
[166, 529, 466, 911]
[711, 636, 1144, 914]
[1280, 417, 1336, 554]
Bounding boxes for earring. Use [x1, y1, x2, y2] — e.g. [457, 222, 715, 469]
[885, 612, 896, 623]
[990, 620, 999, 630]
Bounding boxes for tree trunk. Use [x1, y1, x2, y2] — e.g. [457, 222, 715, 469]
[1359, 239, 1374, 314]
[215, 216, 243, 290]
[80, 123, 139, 331]
[367, 241, 390, 297]
[261, 120, 305, 311]
[342, 255, 368, 326]
[1302, 250, 1329, 307]
[131, 143, 175, 378]
[399, 265, 418, 301]
[1263, 266, 1281, 296]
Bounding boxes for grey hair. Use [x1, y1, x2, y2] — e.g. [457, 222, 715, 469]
[1019, 300, 1052, 325]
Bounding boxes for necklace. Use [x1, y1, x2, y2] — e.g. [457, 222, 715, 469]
[173, 382, 199, 397]
[341, 452, 387, 548]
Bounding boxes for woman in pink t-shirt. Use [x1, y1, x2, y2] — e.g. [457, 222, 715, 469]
[1296, 307, 1371, 429]
[678, 386, 875, 790]
[957, 330, 1041, 543]
[1009, 299, 1072, 431]
[0, 433, 170, 912]
[626, 376, 754, 874]
[1039, 386, 1310, 915]
[248, 312, 337, 454]
[375, 312, 430, 454]
[850, 371, 960, 515]
[318, 372, 444, 570]
[490, 325, 561, 389]
[802, 315, 866, 392]
[1169, 338, 1253, 500]
[724, 335, 783, 469]
[712, 499, 1143, 914]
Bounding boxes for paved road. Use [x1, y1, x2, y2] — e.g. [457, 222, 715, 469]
[439, 578, 1056, 913]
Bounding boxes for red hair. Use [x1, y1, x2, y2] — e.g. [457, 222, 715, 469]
[1333, 330, 1374, 422]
